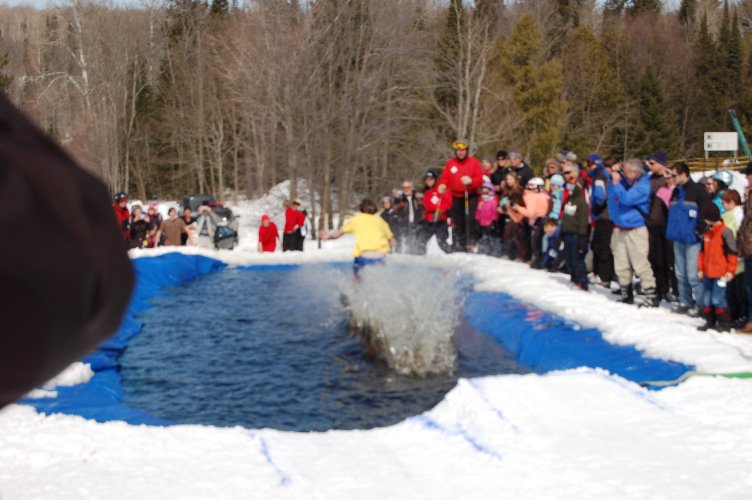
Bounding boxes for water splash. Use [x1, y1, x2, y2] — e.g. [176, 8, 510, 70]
[341, 261, 464, 376]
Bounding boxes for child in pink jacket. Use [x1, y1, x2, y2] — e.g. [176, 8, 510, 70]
[476, 182, 500, 254]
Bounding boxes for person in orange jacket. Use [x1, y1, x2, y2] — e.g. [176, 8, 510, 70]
[437, 138, 483, 252]
[698, 203, 738, 332]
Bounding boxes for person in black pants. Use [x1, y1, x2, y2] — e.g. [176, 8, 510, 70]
[645, 152, 677, 301]
[587, 155, 614, 286]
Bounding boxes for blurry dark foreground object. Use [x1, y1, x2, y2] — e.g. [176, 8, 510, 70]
[0, 93, 134, 408]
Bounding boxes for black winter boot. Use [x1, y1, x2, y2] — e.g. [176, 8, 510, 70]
[698, 307, 716, 331]
[715, 308, 732, 332]
[640, 288, 659, 308]
[619, 286, 634, 305]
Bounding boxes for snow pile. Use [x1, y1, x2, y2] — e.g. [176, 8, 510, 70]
[343, 260, 463, 376]
[42, 362, 94, 389]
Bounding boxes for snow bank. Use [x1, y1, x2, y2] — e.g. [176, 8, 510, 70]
[3, 369, 752, 499]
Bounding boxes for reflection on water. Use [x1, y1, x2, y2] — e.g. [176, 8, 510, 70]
[120, 265, 527, 431]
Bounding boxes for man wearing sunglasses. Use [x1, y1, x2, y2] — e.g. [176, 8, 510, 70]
[438, 138, 483, 251]
[645, 152, 677, 303]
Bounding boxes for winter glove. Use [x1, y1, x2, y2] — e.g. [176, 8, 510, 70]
[461, 175, 472, 186]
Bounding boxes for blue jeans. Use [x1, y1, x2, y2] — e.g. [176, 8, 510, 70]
[703, 278, 728, 309]
[673, 241, 703, 308]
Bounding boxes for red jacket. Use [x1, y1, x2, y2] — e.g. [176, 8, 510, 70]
[113, 203, 130, 240]
[259, 222, 279, 252]
[438, 156, 483, 197]
[698, 222, 738, 279]
[284, 208, 305, 233]
[423, 187, 453, 222]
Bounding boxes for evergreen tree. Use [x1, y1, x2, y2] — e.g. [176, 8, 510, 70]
[724, 10, 743, 105]
[496, 13, 565, 168]
[693, 13, 725, 133]
[560, 26, 627, 156]
[633, 64, 678, 155]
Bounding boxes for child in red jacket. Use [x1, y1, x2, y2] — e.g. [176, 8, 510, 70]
[258, 215, 280, 253]
[698, 204, 738, 331]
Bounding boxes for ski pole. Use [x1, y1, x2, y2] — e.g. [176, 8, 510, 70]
[464, 189, 470, 250]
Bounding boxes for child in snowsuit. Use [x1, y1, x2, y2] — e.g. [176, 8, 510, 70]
[698, 204, 738, 332]
[541, 218, 564, 272]
[475, 182, 500, 255]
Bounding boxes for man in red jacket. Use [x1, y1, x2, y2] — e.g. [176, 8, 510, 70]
[113, 192, 130, 242]
[282, 199, 305, 251]
[421, 169, 453, 253]
[437, 138, 483, 251]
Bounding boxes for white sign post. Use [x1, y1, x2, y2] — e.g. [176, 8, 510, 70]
[704, 132, 739, 169]
[704, 132, 739, 152]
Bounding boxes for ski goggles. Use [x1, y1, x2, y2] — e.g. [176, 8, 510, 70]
[451, 140, 468, 150]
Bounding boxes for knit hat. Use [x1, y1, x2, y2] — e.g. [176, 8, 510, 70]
[261, 214, 270, 222]
[482, 182, 494, 192]
[586, 153, 603, 168]
[648, 151, 668, 166]
[702, 203, 721, 223]
[550, 174, 565, 187]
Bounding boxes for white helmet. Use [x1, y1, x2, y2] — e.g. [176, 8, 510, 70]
[712, 170, 733, 188]
[526, 177, 545, 190]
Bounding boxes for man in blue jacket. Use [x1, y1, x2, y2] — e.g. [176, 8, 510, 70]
[666, 161, 711, 316]
[608, 158, 659, 306]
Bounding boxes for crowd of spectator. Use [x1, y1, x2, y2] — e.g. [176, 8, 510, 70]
[112, 194, 224, 250]
[368, 140, 752, 334]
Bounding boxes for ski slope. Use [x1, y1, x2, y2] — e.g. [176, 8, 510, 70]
[3, 186, 752, 499]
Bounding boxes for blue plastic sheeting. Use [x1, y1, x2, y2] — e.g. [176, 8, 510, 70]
[465, 292, 692, 387]
[22, 253, 226, 425]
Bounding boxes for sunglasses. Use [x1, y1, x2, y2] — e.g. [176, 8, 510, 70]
[452, 141, 468, 150]
[562, 170, 575, 175]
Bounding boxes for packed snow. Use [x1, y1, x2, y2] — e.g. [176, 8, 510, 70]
[3, 182, 752, 499]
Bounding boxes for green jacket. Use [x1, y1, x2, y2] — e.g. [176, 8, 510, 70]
[561, 184, 590, 236]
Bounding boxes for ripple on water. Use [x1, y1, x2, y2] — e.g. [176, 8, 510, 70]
[119, 265, 527, 431]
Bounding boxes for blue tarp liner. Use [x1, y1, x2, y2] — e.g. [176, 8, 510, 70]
[465, 292, 692, 386]
[23, 253, 226, 425]
[22, 254, 691, 425]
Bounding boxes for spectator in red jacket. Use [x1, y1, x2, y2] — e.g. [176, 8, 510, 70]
[420, 169, 453, 253]
[283, 199, 305, 251]
[113, 192, 130, 242]
[258, 214, 280, 252]
[437, 138, 483, 251]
